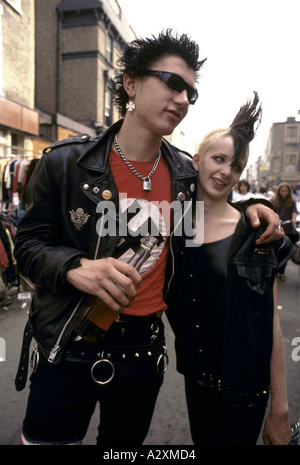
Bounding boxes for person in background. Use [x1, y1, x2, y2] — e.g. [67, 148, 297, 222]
[272, 182, 299, 280]
[166, 92, 294, 445]
[231, 178, 256, 202]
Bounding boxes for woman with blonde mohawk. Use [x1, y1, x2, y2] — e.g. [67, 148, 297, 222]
[166, 92, 295, 445]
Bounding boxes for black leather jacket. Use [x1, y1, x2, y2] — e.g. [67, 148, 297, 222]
[14, 120, 197, 390]
[166, 214, 295, 398]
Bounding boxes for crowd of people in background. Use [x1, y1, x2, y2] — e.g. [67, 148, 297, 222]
[230, 180, 300, 282]
[230, 180, 299, 204]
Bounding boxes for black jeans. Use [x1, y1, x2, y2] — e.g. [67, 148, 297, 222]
[185, 376, 269, 445]
[22, 314, 166, 445]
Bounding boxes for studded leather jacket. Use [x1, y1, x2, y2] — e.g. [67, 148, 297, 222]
[14, 120, 197, 390]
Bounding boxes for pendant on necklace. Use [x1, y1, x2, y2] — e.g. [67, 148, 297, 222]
[143, 178, 152, 191]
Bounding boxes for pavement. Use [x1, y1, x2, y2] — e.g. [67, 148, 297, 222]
[0, 259, 299, 446]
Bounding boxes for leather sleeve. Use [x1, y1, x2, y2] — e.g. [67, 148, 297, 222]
[14, 154, 86, 296]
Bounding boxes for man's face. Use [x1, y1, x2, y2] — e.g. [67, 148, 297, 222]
[132, 55, 197, 137]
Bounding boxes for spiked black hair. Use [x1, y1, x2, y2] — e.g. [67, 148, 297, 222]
[114, 29, 206, 116]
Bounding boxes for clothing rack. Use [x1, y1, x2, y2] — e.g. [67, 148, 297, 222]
[0, 212, 19, 305]
[0, 156, 41, 217]
[0, 150, 41, 303]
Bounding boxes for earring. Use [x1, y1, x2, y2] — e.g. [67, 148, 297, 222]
[126, 99, 135, 112]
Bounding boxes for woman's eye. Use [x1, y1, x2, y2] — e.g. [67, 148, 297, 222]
[213, 156, 224, 163]
[232, 164, 243, 173]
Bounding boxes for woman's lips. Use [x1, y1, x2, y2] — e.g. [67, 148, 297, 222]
[211, 177, 227, 188]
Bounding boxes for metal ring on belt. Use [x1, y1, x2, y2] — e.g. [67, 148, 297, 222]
[64, 345, 169, 385]
[156, 347, 169, 375]
[91, 352, 115, 385]
[30, 345, 40, 373]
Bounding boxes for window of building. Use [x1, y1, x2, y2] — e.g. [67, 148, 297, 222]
[286, 126, 298, 144]
[284, 153, 297, 173]
[105, 88, 113, 127]
[108, 0, 121, 18]
[11, 133, 18, 154]
[106, 34, 113, 63]
[0, 129, 7, 158]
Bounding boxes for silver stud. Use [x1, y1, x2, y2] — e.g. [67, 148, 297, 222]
[83, 184, 89, 190]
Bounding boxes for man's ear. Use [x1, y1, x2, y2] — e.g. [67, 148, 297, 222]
[192, 153, 199, 171]
[123, 72, 136, 97]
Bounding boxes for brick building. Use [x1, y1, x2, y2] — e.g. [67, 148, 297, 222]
[0, 0, 39, 159]
[0, 0, 196, 168]
[264, 116, 300, 190]
[35, 0, 135, 144]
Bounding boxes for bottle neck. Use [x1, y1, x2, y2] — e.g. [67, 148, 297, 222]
[127, 248, 150, 272]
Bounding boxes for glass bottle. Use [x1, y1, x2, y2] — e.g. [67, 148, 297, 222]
[74, 235, 158, 343]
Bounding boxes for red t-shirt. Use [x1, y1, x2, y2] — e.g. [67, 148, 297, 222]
[109, 146, 172, 316]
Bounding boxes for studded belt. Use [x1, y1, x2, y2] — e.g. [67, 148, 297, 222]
[64, 344, 168, 385]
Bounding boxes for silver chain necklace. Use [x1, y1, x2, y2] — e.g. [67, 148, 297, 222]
[114, 134, 161, 191]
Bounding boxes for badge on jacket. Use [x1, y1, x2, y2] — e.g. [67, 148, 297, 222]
[69, 208, 90, 231]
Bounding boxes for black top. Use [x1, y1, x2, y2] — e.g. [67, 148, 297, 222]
[187, 235, 233, 379]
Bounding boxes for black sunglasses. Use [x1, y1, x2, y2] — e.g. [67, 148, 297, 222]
[140, 70, 198, 105]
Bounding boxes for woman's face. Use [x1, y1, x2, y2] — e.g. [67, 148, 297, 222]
[239, 183, 249, 194]
[279, 186, 290, 198]
[193, 135, 248, 200]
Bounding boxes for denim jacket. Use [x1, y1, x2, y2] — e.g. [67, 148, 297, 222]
[166, 214, 295, 398]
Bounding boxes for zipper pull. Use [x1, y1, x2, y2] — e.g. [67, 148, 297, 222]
[48, 344, 61, 363]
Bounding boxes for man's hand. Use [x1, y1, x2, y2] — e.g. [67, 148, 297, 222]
[246, 203, 284, 244]
[66, 257, 142, 312]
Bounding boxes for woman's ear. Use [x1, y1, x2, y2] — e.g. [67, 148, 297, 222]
[192, 153, 200, 171]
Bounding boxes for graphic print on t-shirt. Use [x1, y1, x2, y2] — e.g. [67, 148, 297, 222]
[114, 197, 167, 276]
[108, 146, 172, 314]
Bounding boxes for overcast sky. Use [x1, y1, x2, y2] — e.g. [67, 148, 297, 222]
[117, 0, 300, 164]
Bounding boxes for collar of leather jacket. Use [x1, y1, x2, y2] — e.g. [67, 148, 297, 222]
[73, 120, 196, 181]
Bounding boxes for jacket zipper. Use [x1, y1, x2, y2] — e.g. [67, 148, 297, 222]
[48, 216, 105, 363]
[164, 199, 192, 300]
[48, 296, 84, 363]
